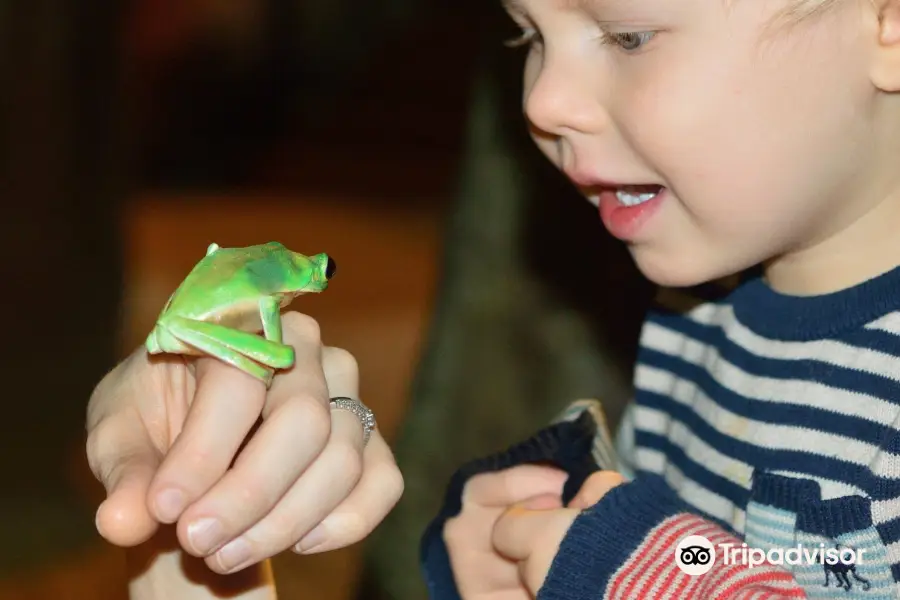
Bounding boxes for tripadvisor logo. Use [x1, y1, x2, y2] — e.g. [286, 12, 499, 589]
[675, 535, 716, 575]
[674, 535, 868, 579]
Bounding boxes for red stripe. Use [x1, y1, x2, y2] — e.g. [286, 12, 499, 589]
[713, 570, 806, 599]
[632, 520, 725, 598]
[603, 512, 806, 599]
[613, 515, 700, 598]
[696, 530, 748, 592]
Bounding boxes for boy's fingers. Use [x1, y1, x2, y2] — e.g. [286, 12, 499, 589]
[492, 505, 579, 561]
[87, 417, 161, 546]
[462, 465, 569, 508]
[568, 471, 627, 508]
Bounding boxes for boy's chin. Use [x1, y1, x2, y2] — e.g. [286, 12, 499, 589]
[629, 244, 747, 289]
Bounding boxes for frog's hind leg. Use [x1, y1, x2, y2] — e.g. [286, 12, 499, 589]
[162, 319, 273, 384]
[165, 316, 295, 368]
[162, 316, 295, 385]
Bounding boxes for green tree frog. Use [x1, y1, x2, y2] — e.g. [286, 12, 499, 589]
[145, 241, 336, 386]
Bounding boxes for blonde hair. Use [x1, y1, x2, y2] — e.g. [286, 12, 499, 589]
[784, 0, 838, 20]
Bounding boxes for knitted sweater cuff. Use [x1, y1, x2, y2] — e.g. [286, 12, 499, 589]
[538, 474, 687, 599]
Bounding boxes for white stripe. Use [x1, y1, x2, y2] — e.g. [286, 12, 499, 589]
[866, 311, 900, 335]
[635, 364, 900, 473]
[744, 515, 794, 544]
[634, 446, 668, 473]
[885, 540, 900, 565]
[670, 303, 900, 386]
[746, 504, 795, 527]
[633, 404, 753, 490]
[641, 321, 900, 427]
[872, 498, 900, 525]
[634, 446, 746, 528]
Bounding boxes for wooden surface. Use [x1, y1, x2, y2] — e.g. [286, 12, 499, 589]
[1, 193, 443, 600]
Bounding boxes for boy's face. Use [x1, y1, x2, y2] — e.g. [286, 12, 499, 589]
[507, 0, 885, 288]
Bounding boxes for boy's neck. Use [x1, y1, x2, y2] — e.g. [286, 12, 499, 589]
[763, 186, 900, 297]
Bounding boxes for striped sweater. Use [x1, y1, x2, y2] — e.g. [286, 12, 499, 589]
[420, 265, 900, 598]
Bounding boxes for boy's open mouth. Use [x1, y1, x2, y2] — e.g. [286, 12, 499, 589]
[613, 184, 664, 207]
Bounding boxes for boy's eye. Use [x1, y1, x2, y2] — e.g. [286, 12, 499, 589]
[503, 28, 654, 53]
[602, 31, 655, 51]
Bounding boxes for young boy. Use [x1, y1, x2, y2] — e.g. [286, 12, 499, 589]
[422, 0, 900, 597]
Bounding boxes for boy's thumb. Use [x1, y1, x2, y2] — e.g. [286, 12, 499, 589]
[87, 418, 161, 547]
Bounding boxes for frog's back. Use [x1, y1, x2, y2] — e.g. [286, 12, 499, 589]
[163, 242, 292, 319]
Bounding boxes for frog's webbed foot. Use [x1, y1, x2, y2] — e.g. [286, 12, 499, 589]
[161, 316, 295, 386]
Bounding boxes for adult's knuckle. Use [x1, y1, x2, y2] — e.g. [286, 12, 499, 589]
[84, 418, 117, 479]
[334, 512, 369, 544]
[177, 442, 219, 474]
[322, 346, 358, 375]
[230, 480, 268, 510]
[280, 394, 332, 444]
[282, 312, 322, 341]
[381, 463, 405, 506]
[262, 512, 302, 544]
[330, 441, 364, 485]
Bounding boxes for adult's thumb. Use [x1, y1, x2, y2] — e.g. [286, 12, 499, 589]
[87, 415, 161, 546]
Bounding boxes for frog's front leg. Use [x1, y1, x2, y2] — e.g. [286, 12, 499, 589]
[258, 296, 283, 343]
[162, 316, 295, 386]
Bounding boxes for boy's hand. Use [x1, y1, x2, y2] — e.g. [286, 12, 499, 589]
[444, 465, 569, 599]
[444, 466, 624, 599]
[492, 471, 626, 595]
[85, 312, 404, 575]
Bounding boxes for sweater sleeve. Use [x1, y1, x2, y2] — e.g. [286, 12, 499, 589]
[538, 474, 807, 599]
[420, 403, 611, 599]
[420, 399, 808, 599]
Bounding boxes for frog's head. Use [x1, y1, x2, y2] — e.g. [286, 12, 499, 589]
[290, 251, 336, 293]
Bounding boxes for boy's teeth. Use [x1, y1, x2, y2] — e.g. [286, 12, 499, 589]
[615, 187, 659, 207]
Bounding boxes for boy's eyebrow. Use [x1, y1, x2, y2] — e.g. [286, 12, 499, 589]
[501, 0, 612, 13]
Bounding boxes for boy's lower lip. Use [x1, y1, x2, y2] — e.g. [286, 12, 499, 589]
[598, 189, 666, 240]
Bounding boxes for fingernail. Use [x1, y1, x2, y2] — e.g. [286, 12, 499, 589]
[216, 536, 252, 572]
[155, 488, 186, 522]
[294, 524, 327, 554]
[187, 517, 224, 555]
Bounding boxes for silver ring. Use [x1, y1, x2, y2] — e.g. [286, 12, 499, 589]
[329, 397, 376, 446]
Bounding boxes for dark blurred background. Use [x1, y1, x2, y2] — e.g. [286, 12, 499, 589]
[0, 2, 650, 598]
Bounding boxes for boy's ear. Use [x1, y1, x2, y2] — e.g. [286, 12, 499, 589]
[871, 0, 900, 91]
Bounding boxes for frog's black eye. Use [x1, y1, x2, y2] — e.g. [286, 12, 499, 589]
[325, 256, 337, 279]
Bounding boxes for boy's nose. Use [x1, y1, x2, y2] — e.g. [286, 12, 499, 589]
[524, 61, 608, 137]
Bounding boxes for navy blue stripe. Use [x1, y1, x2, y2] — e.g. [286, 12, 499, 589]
[634, 430, 751, 507]
[646, 311, 722, 346]
[648, 306, 900, 356]
[877, 516, 900, 545]
[634, 390, 900, 499]
[643, 317, 900, 409]
[629, 466, 739, 535]
[638, 349, 900, 444]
